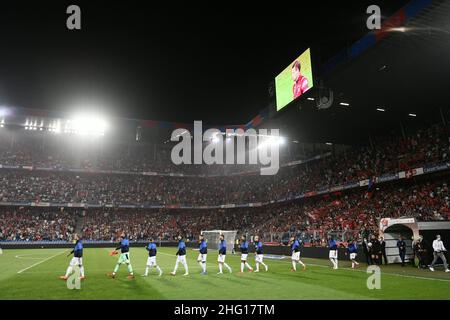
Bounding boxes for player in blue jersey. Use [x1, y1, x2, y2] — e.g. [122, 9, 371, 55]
[346, 239, 359, 269]
[197, 234, 208, 275]
[239, 235, 253, 273]
[328, 236, 338, 269]
[108, 232, 134, 279]
[142, 238, 163, 277]
[217, 234, 232, 274]
[253, 235, 268, 272]
[60, 233, 85, 280]
[170, 235, 189, 276]
[289, 236, 306, 271]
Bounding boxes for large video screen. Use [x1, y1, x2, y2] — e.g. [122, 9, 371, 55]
[275, 48, 313, 111]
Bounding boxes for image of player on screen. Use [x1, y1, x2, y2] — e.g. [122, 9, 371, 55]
[291, 60, 309, 99]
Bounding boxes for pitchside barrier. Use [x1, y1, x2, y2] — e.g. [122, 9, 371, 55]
[0, 241, 367, 262]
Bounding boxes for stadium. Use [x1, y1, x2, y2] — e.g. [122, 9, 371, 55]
[1, 0, 450, 305]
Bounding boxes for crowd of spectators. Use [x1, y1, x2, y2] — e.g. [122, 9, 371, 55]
[1, 123, 449, 179]
[0, 208, 76, 241]
[0, 122, 449, 243]
[0, 123, 448, 207]
[1, 172, 448, 243]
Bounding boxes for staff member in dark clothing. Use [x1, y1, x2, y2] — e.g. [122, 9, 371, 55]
[379, 237, 388, 265]
[414, 236, 427, 269]
[397, 236, 407, 266]
[370, 236, 381, 265]
[362, 238, 372, 265]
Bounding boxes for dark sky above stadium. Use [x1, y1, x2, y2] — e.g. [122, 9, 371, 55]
[0, 1, 409, 125]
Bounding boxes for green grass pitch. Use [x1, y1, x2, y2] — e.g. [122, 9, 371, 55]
[0, 247, 449, 299]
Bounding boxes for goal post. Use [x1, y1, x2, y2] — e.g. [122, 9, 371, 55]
[201, 230, 237, 253]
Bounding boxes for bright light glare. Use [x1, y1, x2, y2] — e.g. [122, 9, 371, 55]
[258, 136, 285, 149]
[389, 27, 408, 32]
[212, 136, 220, 143]
[68, 114, 108, 136]
[0, 108, 9, 117]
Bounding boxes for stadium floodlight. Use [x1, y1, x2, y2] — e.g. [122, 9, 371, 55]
[408, 113, 417, 117]
[339, 102, 350, 106]
[376, 108, 386, 112]
[0, 107, 9, 117]
[389, 27, 408, 33]
[68, 113, 108, 136]
[258, 135, 285, 150]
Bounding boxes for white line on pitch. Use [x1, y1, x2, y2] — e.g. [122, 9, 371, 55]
[17, 251, 66, 274]
[278, 256, 450, 283]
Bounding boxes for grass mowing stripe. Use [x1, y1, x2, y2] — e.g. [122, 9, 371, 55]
[1, 248, 448, 299]
[160, 251, 450, 283]
[285, 259, 450, 283]
[17, 251, 67, 274]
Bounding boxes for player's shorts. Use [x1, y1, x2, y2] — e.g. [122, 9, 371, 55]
[241, 253, 248, 261]
[291, 252, 300, 261]
[69, 257, 83, 267]
[255, 254, 264, 263]
[218, 254, 226, 263]
[177, 255, 187, 263]
[118, 252, 130, 264]
[197, 253, 207, 262]
[146, 256, 157, 266]
[329, 250, 338, 259]
[349, 253, 357, 260]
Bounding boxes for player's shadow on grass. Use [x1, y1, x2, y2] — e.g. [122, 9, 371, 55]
[153, 277, 181, 288]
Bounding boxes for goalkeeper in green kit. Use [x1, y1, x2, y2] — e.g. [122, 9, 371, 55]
[107, 232, 134, 279]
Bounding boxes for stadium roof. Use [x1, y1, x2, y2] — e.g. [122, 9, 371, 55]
[272, 0, 450, 145]
[1, 1, 448, 146]
[0, 1, 411, 126]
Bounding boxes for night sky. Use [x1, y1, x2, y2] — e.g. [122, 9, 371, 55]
[0, 1, 409, 125]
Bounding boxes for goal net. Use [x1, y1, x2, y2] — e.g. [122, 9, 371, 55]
[201, 230, 237, 253]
